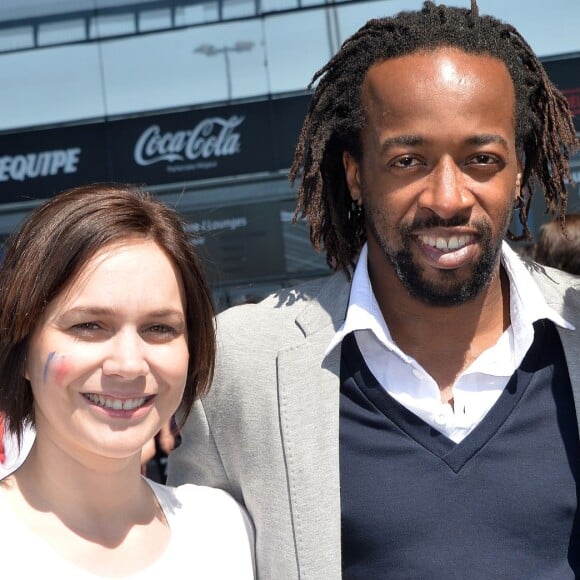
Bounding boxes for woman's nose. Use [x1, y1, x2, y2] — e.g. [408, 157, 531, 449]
[102, 330, 149, 379]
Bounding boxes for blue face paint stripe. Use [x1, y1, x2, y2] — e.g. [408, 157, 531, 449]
[43, 351, 56, 383]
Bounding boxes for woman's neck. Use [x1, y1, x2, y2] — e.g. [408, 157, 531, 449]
[11, 436, 157, 546]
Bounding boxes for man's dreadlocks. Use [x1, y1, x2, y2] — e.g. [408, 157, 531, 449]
[289, 0, 578, 273]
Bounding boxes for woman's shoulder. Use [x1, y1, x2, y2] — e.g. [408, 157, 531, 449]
[146, 478, 253, 530]
[146, 479, 255, 578]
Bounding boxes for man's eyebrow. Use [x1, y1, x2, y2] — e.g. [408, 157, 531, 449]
[379, 135, 424, 152]
[466, 134, 509, 148]
[378, 133, 510, 153]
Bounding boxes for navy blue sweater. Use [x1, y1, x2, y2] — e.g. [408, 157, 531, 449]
[340, 321, 579, 579]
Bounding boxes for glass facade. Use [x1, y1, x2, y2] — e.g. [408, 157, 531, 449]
[0, 0, 578, 307]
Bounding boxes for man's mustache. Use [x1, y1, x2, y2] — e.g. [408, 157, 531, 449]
[406, 214, 472, 230]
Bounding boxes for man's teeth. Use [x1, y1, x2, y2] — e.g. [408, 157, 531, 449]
[419, 235, 472, 251]
[84, 393, 148, 411]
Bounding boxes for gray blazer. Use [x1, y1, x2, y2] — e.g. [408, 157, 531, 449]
[167, 263, 580, 580]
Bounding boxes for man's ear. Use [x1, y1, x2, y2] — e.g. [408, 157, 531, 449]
[513, 173, 523, 209]
[343, 151, 362, 204]
[515, 157, 523, 200]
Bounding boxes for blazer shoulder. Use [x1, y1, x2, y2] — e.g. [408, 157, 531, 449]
[217, 272, 349, 325]
[214, 271, 351, 349]
[526, 260, 580, 322]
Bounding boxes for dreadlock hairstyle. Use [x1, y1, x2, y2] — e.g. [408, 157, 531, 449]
[289, 0, 579, 274]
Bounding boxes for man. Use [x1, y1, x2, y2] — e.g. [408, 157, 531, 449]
[168, 2, 580, 577]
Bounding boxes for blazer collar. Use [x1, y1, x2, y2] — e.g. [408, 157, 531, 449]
[530, 265, 580, 433]
[294, 270, 351, 338]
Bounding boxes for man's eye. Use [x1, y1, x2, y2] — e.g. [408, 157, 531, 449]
[469, 154, 497, 165]
[392, 156, 421, 168]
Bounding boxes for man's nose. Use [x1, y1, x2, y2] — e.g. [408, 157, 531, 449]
[417, 158, 474, 219]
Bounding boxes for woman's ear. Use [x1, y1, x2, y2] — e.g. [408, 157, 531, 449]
[23, 355, 30, 382]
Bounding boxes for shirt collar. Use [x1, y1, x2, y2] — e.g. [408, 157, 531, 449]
[325, 241, 574, 359]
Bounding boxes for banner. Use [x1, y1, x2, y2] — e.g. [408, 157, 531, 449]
[0, 94, 310, 204]
[0, 124, 109, 203]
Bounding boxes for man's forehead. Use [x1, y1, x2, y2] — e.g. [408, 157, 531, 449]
[361, 48, 515, 108]
[364, 47, 511, 82]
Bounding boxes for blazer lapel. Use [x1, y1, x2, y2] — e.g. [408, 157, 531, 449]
[530, 266, 580, 433]
[277, 273, 350, 580]
[554, 289, 580, 435]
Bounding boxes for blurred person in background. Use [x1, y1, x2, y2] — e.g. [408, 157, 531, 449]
[535, 214, 580, 275]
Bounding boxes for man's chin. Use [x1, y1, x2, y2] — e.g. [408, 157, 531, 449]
[407, 284, 479, 307]
[402, 267, 496, 306]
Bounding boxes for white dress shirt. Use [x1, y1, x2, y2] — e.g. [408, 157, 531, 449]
[326, 242, 574, 443]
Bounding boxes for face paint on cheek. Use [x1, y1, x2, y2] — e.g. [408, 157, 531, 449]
[43, 351, 56, 383]
[53, 356, 73, 386]
[42, 352, 72, 386]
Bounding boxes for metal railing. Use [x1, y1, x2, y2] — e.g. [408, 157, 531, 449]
[0, 0, 349, 54]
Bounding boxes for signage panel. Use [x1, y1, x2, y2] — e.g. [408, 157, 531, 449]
[110, 101, 274, 184]
[0, 124, 109, 203]
[0, 94, 310, 204]
[185, 201, 286, 285]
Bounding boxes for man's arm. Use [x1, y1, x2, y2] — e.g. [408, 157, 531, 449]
[166, 398, 236, 499]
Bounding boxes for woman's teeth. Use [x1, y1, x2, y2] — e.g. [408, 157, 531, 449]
[83, 393, 149, 411]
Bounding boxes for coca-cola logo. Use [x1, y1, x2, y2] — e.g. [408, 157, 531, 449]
[134, 116, 244, 166]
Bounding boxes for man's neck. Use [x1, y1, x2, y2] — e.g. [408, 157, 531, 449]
[372, 264, 511, 394]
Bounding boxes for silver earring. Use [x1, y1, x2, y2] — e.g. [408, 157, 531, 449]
[348, 200, 363, 221]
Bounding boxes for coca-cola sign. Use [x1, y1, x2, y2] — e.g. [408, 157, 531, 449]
[0, 94, 310, 199]
[133, 116, 244, 167]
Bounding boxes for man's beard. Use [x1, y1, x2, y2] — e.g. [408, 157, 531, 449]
[367, 211, 512, 307]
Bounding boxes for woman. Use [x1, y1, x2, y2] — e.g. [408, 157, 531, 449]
[0, 183, 255, 577]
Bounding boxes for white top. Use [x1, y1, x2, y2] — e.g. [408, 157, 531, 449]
[325, 242, 574, 443]
[0, 479, 255, 578]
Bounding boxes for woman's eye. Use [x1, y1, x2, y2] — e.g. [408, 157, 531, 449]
[73, 322, 100, 331]
[149, 324, 173, 333]
[144, 324, 179, 341]
[69, 322, 103, 338]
